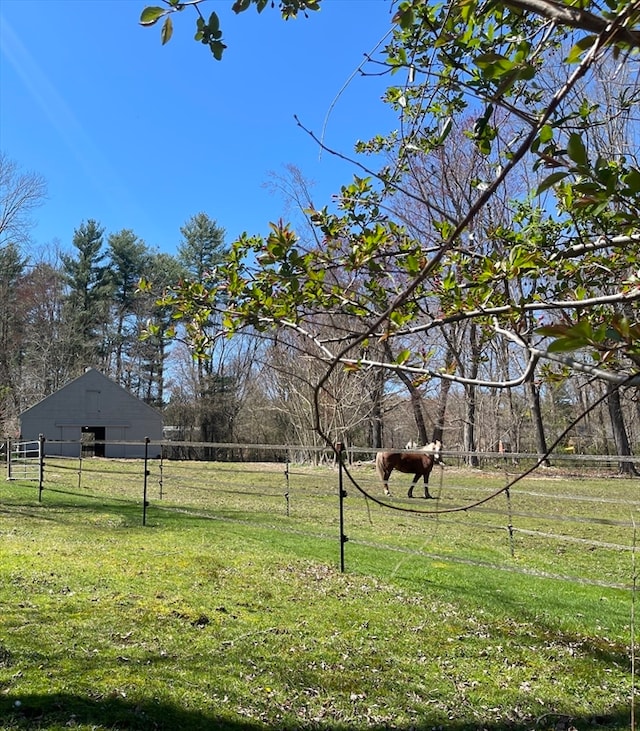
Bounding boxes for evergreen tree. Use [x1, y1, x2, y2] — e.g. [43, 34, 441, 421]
[61, 220, 112, 373]
[177, 212, 226, 280]
[134, 251, 185, 407]
[0, 243, 27, 432]
[106, 229, 148, 383]
[177, 213, 231, 445]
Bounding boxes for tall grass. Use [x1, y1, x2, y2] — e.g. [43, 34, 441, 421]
[0, 457, 635, 730]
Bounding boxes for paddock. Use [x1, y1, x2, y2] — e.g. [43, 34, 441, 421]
[5, 439, 636, 592]
[1, 441, 636, 729]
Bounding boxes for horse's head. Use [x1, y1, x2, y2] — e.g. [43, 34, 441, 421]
[423, 440, 444, 466]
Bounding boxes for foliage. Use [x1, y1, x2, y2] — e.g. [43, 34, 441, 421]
[140, 0, 320, 59]
[107, 229, 149, 379]
[60, 220, 113, 369]
[146, 0, 640, 450]
[0, 244, 28, 428]
[178, 212, 227, 280]
[0, 214, 190, 430]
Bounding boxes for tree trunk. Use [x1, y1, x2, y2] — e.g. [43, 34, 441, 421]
[525, 365, 550, 466]
[385, 342, 428, 445]
[156, 338, 165, 408]
[463, 385, 479, 467]
[369, 368, 384, 448]
[432, 345, 454, 446]
[401, 374, 429, 446]
[464, 325, 480, 467]
[607, 384, 636, 475]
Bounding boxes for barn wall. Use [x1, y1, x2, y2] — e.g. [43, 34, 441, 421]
[19, 370, 163, 459]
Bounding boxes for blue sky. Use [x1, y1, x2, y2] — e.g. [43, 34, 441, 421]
[0, 0, 397, 257]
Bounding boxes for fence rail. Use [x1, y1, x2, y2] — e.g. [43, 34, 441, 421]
[26, 436, 640, 468]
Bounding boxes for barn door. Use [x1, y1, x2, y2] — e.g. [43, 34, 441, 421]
[81, 426, 105, 457]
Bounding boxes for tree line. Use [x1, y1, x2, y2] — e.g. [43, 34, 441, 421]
[0, 157, 637, 460]
[2, 0, 639, 466]
[0, 179, 237, 444]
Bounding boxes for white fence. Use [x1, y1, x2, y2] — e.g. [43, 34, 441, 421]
[6, 437, 42, 482]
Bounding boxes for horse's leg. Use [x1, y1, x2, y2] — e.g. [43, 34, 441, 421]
[384, 470, 391, 496]
[423, 472, 434, 499]
[408, 474, 420, 498]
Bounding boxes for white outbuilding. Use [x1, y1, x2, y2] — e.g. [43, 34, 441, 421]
[19, 368, 163, 458]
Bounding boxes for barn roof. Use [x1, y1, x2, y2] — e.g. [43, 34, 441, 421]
[20, 368, 163, 421]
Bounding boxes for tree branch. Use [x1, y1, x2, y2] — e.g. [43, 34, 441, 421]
[549, 233, 640, 261]
[496, 321, 640, 386]
[503, 0, 640, 49]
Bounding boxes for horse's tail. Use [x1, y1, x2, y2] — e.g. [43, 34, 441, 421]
[375, 451, 385, 481]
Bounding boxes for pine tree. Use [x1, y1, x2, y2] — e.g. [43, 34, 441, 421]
[177, 212, 226, 280]
[61, 220, 112, 372]
[106, 229, 148, 383]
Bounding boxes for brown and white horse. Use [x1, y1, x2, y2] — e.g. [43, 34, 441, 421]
[375, 441, 443, 498]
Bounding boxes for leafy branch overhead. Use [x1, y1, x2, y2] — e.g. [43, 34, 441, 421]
[143, 0, 640, 394]
[140, 0, 320, 59]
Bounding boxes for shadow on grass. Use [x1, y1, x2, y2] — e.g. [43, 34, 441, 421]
[0, 488, 148, 528]
[0, 694, 630, 730]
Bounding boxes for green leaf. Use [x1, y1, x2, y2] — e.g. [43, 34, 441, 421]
[160, 16, 173, 45]
[539, 125, 553, 144]
[395, 349, 411, 365]
[392, 2, 415, 29]
[536, 324, 571, 338]
[436, 117, 453, 145]
[566, 133, 588, 166]
[547, 337, 588, 352]
[208, 11, 220, 34]
[140, 6, 167, 26]
[441, 270, 458, 293]
[232, 0, 252, 13]
[536, 171, 568, 196]
[622, 167, 640, 194]
[538, 320, 604, 353]
[474, 53, 514, 79]
[210, 40, 227, 60]
[566, 35, 595, 64]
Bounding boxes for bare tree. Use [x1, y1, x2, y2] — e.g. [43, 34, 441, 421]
[0, 153, 47, 252]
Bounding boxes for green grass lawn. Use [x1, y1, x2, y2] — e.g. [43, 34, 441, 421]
[0, 457, 636, 730]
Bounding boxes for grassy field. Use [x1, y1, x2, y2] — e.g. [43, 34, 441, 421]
[0, 455, 637, 730]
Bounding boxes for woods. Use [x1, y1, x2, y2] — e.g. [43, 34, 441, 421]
[2, 164, 639, 460]
[2, 0, 640, 464]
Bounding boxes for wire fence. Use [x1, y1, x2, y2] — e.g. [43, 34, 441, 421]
[2, 437, 637, 595]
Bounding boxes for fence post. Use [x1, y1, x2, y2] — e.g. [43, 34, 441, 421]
[284, 457, 290, 517]
[142, 437, 150, 526]
[6, 438, 11, 480]
[77, 440, 83, 490]
[505, 487, 515, 557]
[337, 442, 347, 573]
[158, 444, 164, 500]
[38, 434, 45, 502]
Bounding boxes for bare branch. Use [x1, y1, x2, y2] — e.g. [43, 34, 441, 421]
[503, 0, 640, 48]
[549, 233, 640, 261]
[0, 152, 47, 250]
[497, 321, 640, 386]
